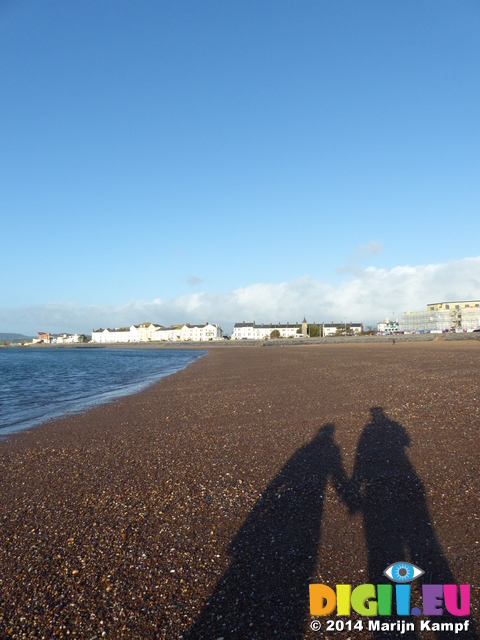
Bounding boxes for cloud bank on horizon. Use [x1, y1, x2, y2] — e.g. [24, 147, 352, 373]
[1, 256, 479, 336]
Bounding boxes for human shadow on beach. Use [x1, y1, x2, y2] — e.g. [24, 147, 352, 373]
[184, 424, 349, 640]
[350, 407, 477, 640]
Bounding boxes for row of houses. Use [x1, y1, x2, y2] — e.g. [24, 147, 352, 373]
[231, 319, 363, 340]
[90, 319, 364, 343]
[91, 322, 224, 343]
[377, 300, 480, 334]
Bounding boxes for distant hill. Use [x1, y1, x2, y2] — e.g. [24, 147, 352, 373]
[0, 333, 34, 341]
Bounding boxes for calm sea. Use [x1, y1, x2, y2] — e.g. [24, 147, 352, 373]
[0, 348, 206, 435]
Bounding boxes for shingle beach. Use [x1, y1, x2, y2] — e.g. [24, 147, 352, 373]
[1, 342, 479, 639]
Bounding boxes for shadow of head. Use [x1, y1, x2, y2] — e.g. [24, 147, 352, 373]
[313, 422, 335, 441]
[367, 406, 411, 449]
[370, 406, 391, 424]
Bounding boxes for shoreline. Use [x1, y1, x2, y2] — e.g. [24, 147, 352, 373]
[0, 348, 207, 439]
[2, 330, 480, 350]
[0, 342, 479, 638]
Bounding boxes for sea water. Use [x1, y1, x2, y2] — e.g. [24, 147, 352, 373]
[0, 347, 206, 435]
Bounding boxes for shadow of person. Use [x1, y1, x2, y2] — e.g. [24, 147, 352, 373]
[350, 407, 477, 639]
[184, 424, 349, 640]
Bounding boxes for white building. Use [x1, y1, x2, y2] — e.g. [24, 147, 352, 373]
[91, 327, 133, 343]
[92, 323, 162, 344]
[377, 318, 399, 334]
[322, 322, 363, 336]
[92, 321, 223, 343]
[154, 326, 179, 341]
[231, 320, 307, 340]
[51, 333, 84, 344]
[155, 323, 223, 342]
[130, 322, 164, 342]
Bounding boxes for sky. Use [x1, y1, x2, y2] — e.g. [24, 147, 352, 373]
[1, 0, 479, 335]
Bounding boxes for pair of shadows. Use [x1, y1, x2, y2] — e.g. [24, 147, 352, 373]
[184, 408, 477, 640]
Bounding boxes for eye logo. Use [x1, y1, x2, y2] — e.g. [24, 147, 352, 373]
[384, 562, 424, 583]
[310, 561, 470, 618]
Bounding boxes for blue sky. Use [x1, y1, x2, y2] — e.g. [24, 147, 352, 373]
[1, 1, 479, 334]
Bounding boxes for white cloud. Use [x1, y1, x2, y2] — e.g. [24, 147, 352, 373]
[1, 256, 479, 335]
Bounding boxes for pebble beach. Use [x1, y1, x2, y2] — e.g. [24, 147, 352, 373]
[1, 341, 479, 639]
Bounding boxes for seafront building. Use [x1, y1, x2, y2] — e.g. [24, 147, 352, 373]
[92, 327, 133, 343]
[322, 322, 363, 336]
[154, 323, 223, 342]
[50, 333, 86, 344]
[91, 322, 223, 343]
[231, 319, 363, 340]
[399, 300, 480, 333]
[231, 320, 307, 340]
[377, 318, 399, 334]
